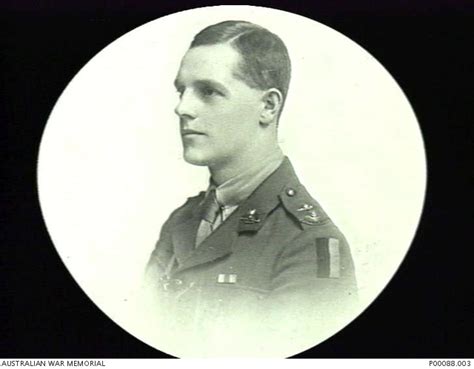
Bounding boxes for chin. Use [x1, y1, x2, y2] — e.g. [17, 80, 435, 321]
[182, 145, 234, 169]
[182, 149, 212, 167]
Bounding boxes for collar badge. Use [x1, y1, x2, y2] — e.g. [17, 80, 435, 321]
[240, 208, 261, 224]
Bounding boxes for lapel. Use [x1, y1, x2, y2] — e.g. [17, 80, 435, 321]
[170, 157, 301, 274]
[173, 210, 240, 274]
[171, 215, 201, 266]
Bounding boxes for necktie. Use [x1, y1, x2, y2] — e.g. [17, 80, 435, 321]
[195, 189, 221, 247]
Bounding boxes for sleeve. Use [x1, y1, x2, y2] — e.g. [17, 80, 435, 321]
[133, 216, 175, 337]
[144, 219, 173, 285]
[144, 196, 197, 284]
[263, 226, 358, 338]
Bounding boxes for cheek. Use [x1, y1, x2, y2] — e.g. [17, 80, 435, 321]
[211, 100, 260, 133]
[219, 117, 251, 143]
[233, 96, 261, 118]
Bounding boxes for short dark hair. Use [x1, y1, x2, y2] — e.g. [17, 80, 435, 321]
[190, 20, 291, 112]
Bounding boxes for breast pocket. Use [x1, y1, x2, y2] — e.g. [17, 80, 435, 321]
[197, 282, 270, 345]
[210, 283, 269, 323]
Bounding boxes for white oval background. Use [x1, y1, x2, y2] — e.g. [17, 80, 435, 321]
[38, 6, 426, 358]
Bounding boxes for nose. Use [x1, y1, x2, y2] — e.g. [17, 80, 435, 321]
[174, 89, 197, 120]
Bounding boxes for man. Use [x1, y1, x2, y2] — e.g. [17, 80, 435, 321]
[144, 20, 357, 356]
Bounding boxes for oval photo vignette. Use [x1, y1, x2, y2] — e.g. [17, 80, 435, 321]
[37, 5, 426, 358]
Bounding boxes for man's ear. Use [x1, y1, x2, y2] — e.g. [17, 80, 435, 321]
[260, 88, 283, 126]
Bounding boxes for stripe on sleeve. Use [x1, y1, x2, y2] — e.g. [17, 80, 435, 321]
[328, 238, 341, 278]
[316, 238, 340, 278]
[315, 238, 330, 277]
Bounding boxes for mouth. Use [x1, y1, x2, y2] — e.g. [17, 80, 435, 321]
[181, 129, 205, 137]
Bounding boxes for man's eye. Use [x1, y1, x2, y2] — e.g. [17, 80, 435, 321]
[200, 87, 219, 97]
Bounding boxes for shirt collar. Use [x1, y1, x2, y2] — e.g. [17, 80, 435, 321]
[207, 148, 284, 208]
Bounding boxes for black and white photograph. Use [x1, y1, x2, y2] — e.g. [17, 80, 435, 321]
[2, 0, 472, 361]
[36, 6, 425, 357]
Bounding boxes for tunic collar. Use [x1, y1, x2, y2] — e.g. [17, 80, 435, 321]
[236, 156, 314, 233]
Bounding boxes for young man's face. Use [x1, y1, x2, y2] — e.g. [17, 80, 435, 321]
[174, 43, 264, 169]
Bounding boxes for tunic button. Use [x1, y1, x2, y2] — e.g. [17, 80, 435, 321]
[286, 188, 296, 196]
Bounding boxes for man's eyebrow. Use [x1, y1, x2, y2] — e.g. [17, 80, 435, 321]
[173, 78, 230, 94]
[195, 79, 229, 94]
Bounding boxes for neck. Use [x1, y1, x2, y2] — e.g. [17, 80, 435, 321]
[210, 141, 283, 185]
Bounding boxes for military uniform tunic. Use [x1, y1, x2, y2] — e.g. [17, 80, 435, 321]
[144, 157, 358, 355]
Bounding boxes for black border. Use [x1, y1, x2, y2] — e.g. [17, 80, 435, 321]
[2, 0, 473, 358]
